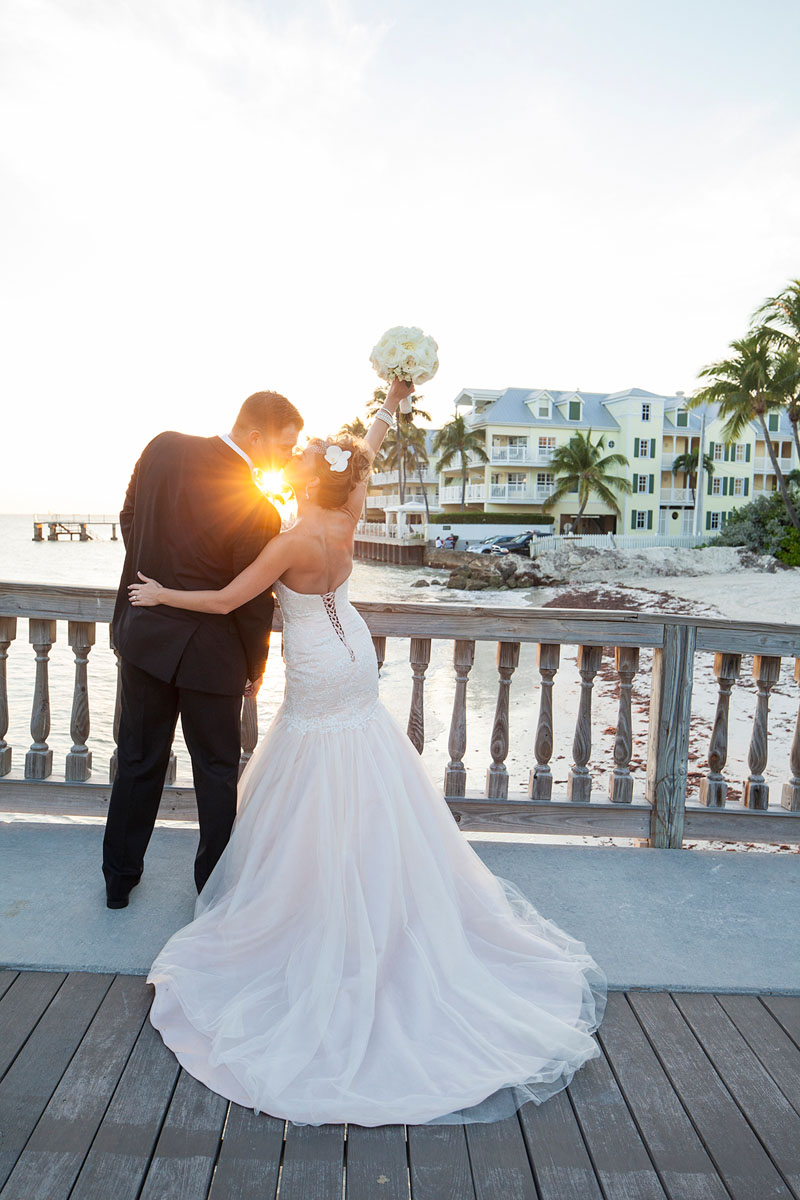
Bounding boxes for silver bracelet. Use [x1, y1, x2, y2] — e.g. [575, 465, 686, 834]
[374, 407, 396, 426]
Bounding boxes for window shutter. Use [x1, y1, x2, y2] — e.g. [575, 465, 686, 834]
[707, 472, 713, 495]
[646, 509, 653, 530]
[633, 473, 638, 491]
[709, 441, 715, 459]
[744, 478, 749, 496]
[648, 474, 654, 493]
[722, 477, 728, 495]
[724, 445, 729, 461]
[631, 510, 636, 530]
[745, 443, 751, 462]
[706, 511, 711, 530]
[633, 442, 639, 458]
[650, 438, 656, 458]
[721, 511, 727, 525]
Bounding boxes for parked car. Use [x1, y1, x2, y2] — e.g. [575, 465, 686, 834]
[467, 532, 534, 554]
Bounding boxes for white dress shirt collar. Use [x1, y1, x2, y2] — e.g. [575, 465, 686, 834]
[219, 432, 256, 478]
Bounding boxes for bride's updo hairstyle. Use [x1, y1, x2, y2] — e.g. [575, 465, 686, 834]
[306, 435, 371, 509]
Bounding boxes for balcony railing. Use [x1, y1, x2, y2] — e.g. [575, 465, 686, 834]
[440, 485, 486, 503]
[489, 450, 555, 466]
[2, 581, 799, 849]
[659, 488, 696, 505]
[753, 456, 793, 474]
[488, 483, 555, 501]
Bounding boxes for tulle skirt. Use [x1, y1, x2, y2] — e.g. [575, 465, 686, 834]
[147, 701, 607, 1127]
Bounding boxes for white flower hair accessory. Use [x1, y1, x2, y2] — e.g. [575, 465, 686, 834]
[324, 444, 351, 473]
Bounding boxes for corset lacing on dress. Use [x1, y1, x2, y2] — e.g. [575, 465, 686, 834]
[322, 590, 356, 661]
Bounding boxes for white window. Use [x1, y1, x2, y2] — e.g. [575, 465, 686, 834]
[641, 403, 651, 421]
[709, 512, 721, 530]
[712, 477, 722, 494]
[637, 474, 649, 492]
[735, 443, 745, 462]
[537, 472, 554, 486]
[507, 472, 525, 485]
[635, 510, 648, 529]
[538, 436, 556, 457]
[713, 443, 724, 460]
[733, 477, 744, 495]
[638, 438, 650, 457]
[537, 399, 550, 418]
[507, 436, 527, 461]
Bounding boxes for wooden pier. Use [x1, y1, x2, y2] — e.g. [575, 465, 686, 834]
[0, 970, 798, 1199]
[32, 515, 119, 543]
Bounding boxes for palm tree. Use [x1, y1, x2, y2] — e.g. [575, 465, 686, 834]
[671, 448, 715, 503]
[339, 415, 367, 438]
[687, 330, 800, 532]
[542, 429, 631, 533]
[404, 425, 433, 521]
[369, 389, 432, 502]
[432, 416, 489, 508]
[752, 280, 800, 461]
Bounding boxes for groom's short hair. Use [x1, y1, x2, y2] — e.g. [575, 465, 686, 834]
[234, 391, 303, 435]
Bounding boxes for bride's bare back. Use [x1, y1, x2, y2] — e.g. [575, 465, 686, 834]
[277, 509, 358, 595]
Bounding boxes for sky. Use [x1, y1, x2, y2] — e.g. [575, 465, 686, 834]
[1, 0, 799, 511]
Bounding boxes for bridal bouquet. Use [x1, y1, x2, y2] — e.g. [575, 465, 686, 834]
[369, 326, 439, 414]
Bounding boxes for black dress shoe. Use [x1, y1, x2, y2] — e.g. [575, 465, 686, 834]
[105, 875, 141, 909]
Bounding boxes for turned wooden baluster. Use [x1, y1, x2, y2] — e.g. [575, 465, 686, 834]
[699, 652, 741, 808]
[782, 658, 800, 811]
[567, 644, 603, 802]
[529, 642, 559, 801]
[25, 619, 57, 779]
[0, 617, 16, 776]
[444, 639, 475, 797]
[65, 620, 96, 781]
[109, 628, 122, 781]
[609, 645, 640, 804]
[407, 638, 432, 754]
[239, 696, 258, 777]
[486, 641, 521, 799]
[372, 636, 387, 673]
[744, 654, 781, 809]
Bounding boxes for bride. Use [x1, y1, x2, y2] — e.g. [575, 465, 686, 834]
[127, 377, 607, 1128]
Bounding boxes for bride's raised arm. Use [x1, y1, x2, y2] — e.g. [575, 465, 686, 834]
[340, 377, 415, 522]
[129, 534, 297, 614]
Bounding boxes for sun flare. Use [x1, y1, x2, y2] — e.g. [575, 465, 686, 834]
[255, 469, 295, 507]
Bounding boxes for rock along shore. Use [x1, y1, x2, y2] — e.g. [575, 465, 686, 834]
[416, 543, 783, 591]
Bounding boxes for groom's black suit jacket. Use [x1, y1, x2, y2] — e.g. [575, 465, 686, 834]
[111, 432, 281, 696]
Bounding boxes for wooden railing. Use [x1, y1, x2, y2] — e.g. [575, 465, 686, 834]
[1, 580, 800, 848]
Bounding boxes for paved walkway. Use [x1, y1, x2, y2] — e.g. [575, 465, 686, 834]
[1, 821, 798, 992]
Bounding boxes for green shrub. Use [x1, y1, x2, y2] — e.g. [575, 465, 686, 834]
[715, 491, 795, 557]
[777, 526, 800, 566]
[431, 511, 554, 526]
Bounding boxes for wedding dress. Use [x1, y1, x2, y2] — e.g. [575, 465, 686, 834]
[147, 576, 607, 1127]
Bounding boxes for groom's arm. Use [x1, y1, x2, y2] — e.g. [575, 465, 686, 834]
[119, 455, 141, 548]
[230, 501, 281, 684]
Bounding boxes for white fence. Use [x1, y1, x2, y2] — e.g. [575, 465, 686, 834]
[530, 532, 719, 556]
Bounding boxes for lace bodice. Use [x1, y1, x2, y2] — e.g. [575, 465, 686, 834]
[273, 576, 379, 733]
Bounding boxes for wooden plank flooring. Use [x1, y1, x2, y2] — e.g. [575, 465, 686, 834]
[0, 971, 798, 1200]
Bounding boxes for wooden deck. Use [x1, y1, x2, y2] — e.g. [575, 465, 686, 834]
[0, 971, 799, 1199]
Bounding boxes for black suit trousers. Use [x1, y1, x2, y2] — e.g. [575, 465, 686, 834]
[102, 659, 242, 895]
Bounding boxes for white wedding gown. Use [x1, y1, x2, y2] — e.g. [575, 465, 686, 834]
[147, 576, 607, 1127]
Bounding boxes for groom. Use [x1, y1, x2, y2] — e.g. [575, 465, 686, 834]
[103, 391, 304, 908]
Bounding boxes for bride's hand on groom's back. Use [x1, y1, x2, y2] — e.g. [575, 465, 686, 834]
[128, 571, 164, 606]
